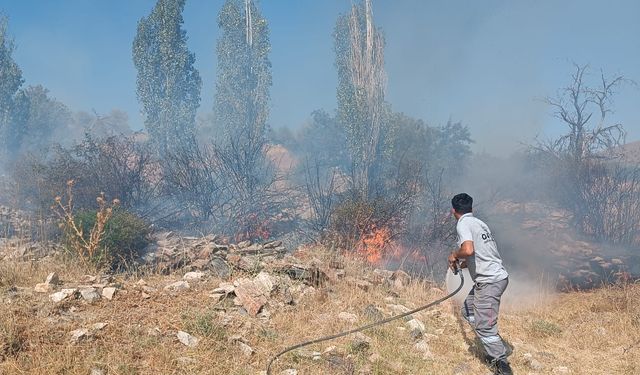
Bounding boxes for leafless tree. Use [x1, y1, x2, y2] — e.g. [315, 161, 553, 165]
[535, 64, 640, 245]
[303, 159, 339, 235]
[163, 143, 226, 221]
[542, 64, 627, 163]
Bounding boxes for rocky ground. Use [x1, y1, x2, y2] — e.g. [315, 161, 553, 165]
[1, 229, 639, 374]
[490, 200, 640, 290]
[1, 203, 639, 374]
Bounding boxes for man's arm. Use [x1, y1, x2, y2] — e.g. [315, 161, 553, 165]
[448, 241, 474, 269]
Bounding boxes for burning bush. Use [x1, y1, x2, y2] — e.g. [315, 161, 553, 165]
[330, 195, 398, 259]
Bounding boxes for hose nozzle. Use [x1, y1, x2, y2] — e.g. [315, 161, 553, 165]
[452, 259, 461, 275]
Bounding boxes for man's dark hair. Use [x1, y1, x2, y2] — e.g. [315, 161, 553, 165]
[452, 193, 473, 214]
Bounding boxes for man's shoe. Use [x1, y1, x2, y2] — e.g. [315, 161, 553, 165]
[492, 359, 513, 375]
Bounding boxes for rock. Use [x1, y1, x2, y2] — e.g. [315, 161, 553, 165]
[523, 353, 544, 370]
[80, 287, 101, 302]
[237, 240, 252, 249]
[387, 304, 411, 314]
[142, 285, 157, 293]
[368, 352, 381, 363]
[36, 272, 61, 293]
[372, 269, 394, 284]
[356, 280, 373, 291]
[164, 280, 190, 292]
[34, 283, 53, 293]
[234, 278, 269, 316]
[176, 357, 196, 365]
[238, 256, 261, 271]
[209, 257, 231, 278]
[102, 287, 117, 300]
[452, 362, 472, 375]
[264, 240, 282, 249]
[45, 272, 60, 285]
[253, 271, 277, 295]
[209, 292, 226, 302]
[69, 328, 90, 343]
[410, 328, 423, 340]
[280, 370, 297, 375]
[611, 258, 624, 265]
[258, 308, 271, 321]
[414, 339, 433, 359]
[338, 312, 358, 324]
[296, 349, 322, 359]
[212, 282, 235, 294]
[363, 304, 384, 321]
[183, 271, 205, 281]
[244, 243, 264, 252]
[277, 264, 328, 287]
[391, 270, 411, 289]
[351, 332, 371, 353]
[323, 346, 337, 354]
[79, 275, 97, 283]
[91, 368, 105, 375]
[406, 319, 425, 333]
[238, 341, 254, 357]
[50, 288, 77, 303]
[92, 322, 108, 331]
[177, 331, 199, 347]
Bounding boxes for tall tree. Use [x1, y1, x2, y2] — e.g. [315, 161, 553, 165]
[213, 0, 276, 239]
[334, 0, 390, 197]
[9, 85, 71, 155]
[132, 0, 201, 154]
[0, 15, 24, 160]
[214, 0, 271, 153]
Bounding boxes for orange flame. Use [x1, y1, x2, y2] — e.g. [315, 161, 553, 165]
[357, 225, 391, 264]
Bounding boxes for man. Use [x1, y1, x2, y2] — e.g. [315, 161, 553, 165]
[448, 193, 513, 375]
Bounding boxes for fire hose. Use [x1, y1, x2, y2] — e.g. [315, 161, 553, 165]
[266, 263, 465, 374]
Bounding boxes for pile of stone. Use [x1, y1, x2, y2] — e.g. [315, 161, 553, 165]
[143, 231, 288, 277]
[33, 272, 120, 304]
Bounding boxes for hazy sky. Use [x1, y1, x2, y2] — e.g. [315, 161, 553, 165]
[3, 0, 640, 154]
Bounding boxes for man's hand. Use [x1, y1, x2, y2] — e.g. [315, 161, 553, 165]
[448, 252, 458, 271]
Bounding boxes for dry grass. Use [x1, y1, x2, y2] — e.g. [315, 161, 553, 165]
[0, 249, 638, 375]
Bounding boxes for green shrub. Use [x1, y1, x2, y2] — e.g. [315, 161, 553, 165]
[530, 319, 562, 338]
[71, 208, 150, 270]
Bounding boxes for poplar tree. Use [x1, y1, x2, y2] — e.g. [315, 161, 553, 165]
[334, 0, 390, 197]
[132, 0, 201, 154]
[0, 15, 24, 160]
[213, 0, 275, 238]
[214, 0, 271, 157]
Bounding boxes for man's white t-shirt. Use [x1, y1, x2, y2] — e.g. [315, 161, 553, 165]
[456, 213, 508, 284]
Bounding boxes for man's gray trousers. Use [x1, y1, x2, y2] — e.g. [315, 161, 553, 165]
[461, 277, 509, 359]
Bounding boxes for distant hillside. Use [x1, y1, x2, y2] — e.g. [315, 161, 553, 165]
[618, 140, 640, 164]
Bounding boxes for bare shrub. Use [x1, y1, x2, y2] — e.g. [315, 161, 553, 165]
[214, 143, 294, 241]
[163, 143, 225, 221]
[302, 159, 339, 236]
[12, 134, 157, 213]
[54, 180, 118, 267]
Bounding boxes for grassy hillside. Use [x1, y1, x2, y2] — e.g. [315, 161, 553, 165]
[0, 248, 638, 375]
